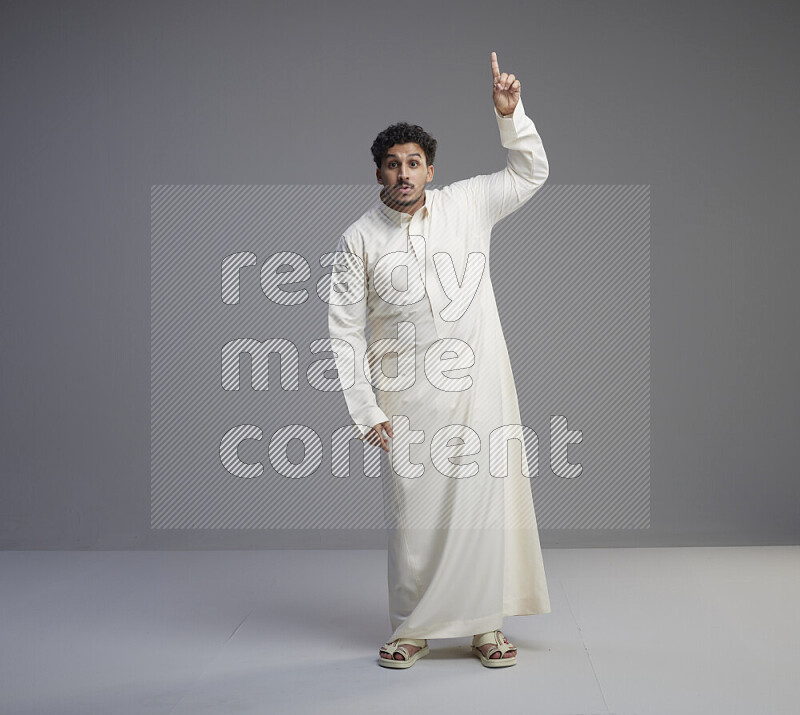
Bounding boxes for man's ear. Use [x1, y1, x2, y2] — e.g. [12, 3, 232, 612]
[426, 164, 435, 183]
[376, 168, 383, 185]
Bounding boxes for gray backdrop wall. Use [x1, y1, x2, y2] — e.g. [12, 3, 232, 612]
[1, 0, 797, 549]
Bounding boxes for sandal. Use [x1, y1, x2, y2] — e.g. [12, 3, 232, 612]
[378, 638, 430, 669]
[471, 630, 517, 668]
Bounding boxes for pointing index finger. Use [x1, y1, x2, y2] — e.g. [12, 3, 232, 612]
[491, 51, 500, 82]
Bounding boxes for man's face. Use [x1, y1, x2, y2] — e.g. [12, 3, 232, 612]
[376, 142, 434, 211]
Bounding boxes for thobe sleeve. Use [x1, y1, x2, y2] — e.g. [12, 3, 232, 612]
[468, 97, 549, 229]
[327, 232, 390, 439]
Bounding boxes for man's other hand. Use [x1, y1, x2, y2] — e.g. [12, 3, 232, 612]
[363, 420, 393, 452]
[491, 50, 521, 117]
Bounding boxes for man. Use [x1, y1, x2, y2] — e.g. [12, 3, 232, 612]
[327, 51, 551, 668]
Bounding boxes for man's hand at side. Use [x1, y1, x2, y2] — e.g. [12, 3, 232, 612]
[491, 50, 521, 117]
[363, 420, 393, 452]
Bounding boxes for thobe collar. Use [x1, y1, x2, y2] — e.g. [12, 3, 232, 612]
[376, 190, 430, 226]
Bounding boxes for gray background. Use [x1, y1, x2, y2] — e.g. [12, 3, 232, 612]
[1, 0, 797, 548]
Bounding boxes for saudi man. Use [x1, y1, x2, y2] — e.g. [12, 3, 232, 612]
[327, 51, 551, 669]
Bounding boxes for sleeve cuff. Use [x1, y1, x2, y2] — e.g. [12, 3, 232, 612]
[494, 97, 524, 121]
[353, 405, 390, 439]
[494, 97, 529, 145]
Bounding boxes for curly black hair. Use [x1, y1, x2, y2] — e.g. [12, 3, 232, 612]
[371, 122, 437, 169]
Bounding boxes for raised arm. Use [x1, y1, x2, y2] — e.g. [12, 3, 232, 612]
[326, 233, 391, 446]
[468, 51, 549, 228]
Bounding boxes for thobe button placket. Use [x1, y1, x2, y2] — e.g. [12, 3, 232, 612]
[406, 218, 444, 339]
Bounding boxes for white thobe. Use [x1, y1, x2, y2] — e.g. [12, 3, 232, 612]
[328, 98, 551, 639]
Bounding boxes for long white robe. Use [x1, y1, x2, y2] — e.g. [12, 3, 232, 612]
[328, 98, 551, 639]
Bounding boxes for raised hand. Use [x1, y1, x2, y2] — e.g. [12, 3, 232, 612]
[491, 51, 521, 117]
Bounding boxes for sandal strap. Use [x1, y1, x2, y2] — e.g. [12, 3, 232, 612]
[381, 643, 410, 659]
[483, 642, 514, 658]
[380, 638, 427, 660]
[472, 630, 517, 653]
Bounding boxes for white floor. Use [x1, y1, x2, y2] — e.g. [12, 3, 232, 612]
[0, 546, 797, 715]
